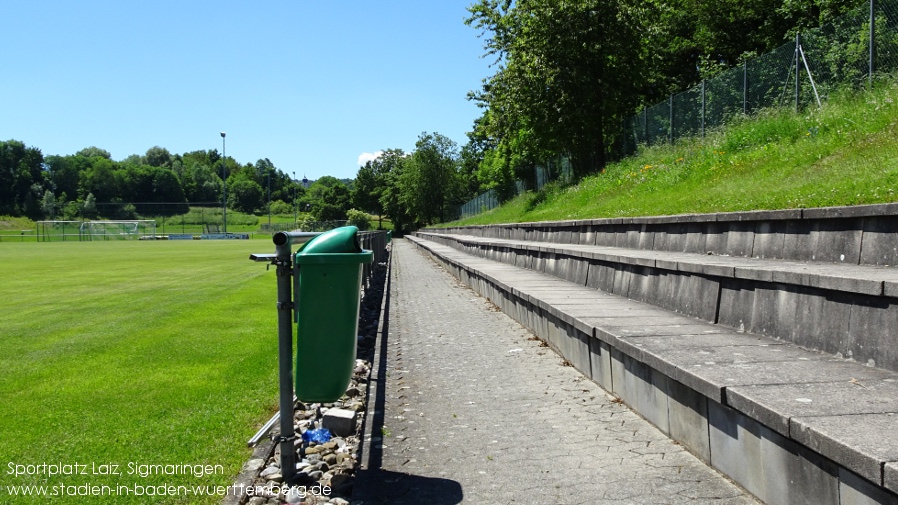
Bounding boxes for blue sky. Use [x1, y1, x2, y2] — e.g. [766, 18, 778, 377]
[1, 1, 494, 180]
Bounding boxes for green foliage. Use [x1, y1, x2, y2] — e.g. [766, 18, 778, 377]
[0, 140, 45, 217]
[449, 80, 898, 224]
[352, 161, 383, 215]
[400, 132, 465, 225]
[40, 190, 56, 219]
[75, 146, 111, 159]
[346, 208, 371, 230]
[467, 0, 647, 176]
[143, 146, 172, 167]
[374, 150, 413, 232]
[297, 214, 317, 231]
[81, 193, 98, 219]
[227, 177, 264, 213]
[269, 199, 291, 215]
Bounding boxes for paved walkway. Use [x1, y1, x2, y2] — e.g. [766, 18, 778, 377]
[353, 240, 759, 505]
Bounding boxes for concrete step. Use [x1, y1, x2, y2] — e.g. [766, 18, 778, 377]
[407, 234, 898, 505]
[415, 231, 898, 374]
[432, 203, 898, 267]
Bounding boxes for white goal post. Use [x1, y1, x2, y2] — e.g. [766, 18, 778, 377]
[79, 220, 157, 241]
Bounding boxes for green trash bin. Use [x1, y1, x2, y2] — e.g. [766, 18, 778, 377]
[293, 226, 373, 402]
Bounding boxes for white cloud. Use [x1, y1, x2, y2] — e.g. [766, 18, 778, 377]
[357, 151, 384, 166]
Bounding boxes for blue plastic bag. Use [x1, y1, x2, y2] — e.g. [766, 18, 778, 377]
[301, 427, 332, 444]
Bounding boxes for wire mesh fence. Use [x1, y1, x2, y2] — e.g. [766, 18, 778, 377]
[631, 0, 898, 147]
[457, 155, 575, 219]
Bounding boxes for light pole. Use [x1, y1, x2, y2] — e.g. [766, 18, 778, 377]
[267, 169, 271, 230]
[220, 132, 227, 234]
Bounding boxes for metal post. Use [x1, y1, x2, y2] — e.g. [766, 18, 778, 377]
[273, 235, 297, 483]
[264, 231, 322, 483]
[669, 94, 674, 144]
[701, 80, 706, 138]
[870, 0, 876, 90]
[643, 108, 648, 143]
[743, 61, 748, 114]
[293, 172, 297, 227]
[795, 33, 801, 112]
[267, 170, 272, 230]
[221, 132, 227, 234]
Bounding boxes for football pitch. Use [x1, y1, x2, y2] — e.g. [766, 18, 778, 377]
[0, 240, 281, 504]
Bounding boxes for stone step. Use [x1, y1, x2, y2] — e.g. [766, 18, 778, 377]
[415, 231, 898, 374]
[429, 203, 898, 267]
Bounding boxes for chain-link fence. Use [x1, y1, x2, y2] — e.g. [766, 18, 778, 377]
[457, 155, 575, 219]
[629, 0, 898, 147]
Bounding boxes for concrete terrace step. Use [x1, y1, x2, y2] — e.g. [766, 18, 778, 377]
[434, 203, 898, 267]
[406, 234, 898, 505]
[415, 231, 898, 374]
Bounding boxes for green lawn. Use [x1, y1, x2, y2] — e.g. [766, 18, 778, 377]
[0, 240, 282, 504]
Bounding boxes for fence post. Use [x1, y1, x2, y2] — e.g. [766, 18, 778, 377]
[870, 0, 876, 90]
[743, 61, 748, 114]
[669, 94, 674, 144]
[701, 80, 706, 138]
[643, 108, 648, 143]
[795, 32, 801, 112]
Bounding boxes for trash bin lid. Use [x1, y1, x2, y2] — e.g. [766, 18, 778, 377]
[297, 226, 362, 254]
[295, 226, 373, 265]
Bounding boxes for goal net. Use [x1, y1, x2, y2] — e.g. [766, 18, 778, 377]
[79, 220, 157, 241]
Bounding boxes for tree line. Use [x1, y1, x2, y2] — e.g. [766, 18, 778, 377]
[0, 135, 469, 231]
[0, 140, 349, 222]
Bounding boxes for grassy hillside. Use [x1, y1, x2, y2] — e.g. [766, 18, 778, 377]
[452, 80, 898, 225]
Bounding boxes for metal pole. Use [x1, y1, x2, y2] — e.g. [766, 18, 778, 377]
[795, 33, 801, 112]
[221, 132, 227, 234]
[798, 44, 823, 108]
[643, 108, 648, 143]
[701, 80, 706, 139]
[669, 94, 674, 144]
[268, 170, 271, 230]
[269, 231, 321, 483]
[274, 235, 297, 483]
[743, 61, 748, 114]
[293, 172, 297, 227]
[870, 0, 876, 90]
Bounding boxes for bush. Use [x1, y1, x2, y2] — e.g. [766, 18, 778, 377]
[269, 200, 291, 215]
[346, 208, 371, 231]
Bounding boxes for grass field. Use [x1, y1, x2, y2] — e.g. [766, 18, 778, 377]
[0, 240, 283, 504]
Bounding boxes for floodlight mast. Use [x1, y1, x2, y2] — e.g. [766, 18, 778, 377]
[221, 132, 227, 234]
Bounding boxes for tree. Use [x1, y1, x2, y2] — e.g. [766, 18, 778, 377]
[41, 190, 57, 218]
[45, 155, 82, 202]
[76, 146, 111, 159]
[352, 162, 381, 216]
[82, 193, 98, 219]
[399, 132, 463, 225]
[0, 140, 45, 216]
[79, 157, 119, 203]
[312, 183, 352, 221]
[143, 146, 172, 168]
[467, 0, 648, 178]
[228, 177, 264, 213]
